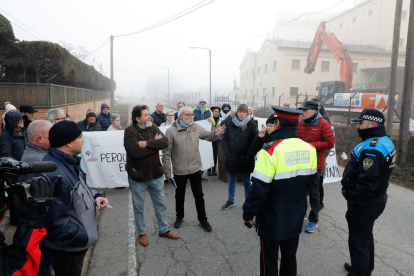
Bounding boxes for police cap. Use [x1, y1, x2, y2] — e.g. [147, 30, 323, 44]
[351, 109, 385, 124]
[271, 105, 302, 120]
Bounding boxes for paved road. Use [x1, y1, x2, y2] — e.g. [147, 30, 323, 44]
[86, 167, 414, 276]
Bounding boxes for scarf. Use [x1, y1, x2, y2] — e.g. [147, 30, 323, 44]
[304, 111, 318, 124]
[178, 119, 189, 129]
[232, 115, 251, 128]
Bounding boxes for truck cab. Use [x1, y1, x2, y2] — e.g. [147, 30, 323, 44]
[318, 81, 346, 107]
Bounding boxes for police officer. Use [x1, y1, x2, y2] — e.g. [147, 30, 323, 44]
[341, 109, 396, 276]
[242, 106, 318, 276]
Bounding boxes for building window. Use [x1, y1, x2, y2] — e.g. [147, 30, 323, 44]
[263, 88, 267, 97]
[321, 61, 330, 71]
[353, 63, 358, 73]
[368, 9, 373, 16]
[353, 17, 357, 23]
[402, 10, 408, 20]
[273, 60, 276, 71]
[291, 59, 300, 70]
[339, 23, 343, 29]
[264, 64, 267, 74]
[399, 38, 405, 48]
[290, 87, 299, 97]
[257, 67, 260, 75]
[272, 87, 275, 97]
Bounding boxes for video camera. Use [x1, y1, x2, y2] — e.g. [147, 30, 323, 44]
[0, 157, 61, 222]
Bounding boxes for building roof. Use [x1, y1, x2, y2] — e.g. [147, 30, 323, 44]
[266, 38, 405, 55]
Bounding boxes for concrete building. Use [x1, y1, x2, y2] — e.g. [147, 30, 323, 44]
[239, 39, 405, 108]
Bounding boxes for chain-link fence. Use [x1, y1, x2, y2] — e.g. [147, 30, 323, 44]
[0, 83, 111, 109]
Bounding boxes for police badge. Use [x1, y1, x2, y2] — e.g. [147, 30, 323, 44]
[363, 158, 374, 170]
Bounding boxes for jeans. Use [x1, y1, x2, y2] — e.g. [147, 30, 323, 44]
[174, 170, 207, 222]
[228, 172, 251, 203]
[128, 176, 169, 235]
[38, 246, 87, 276]
[346, 194, 387, 276]
[260, 235, 300, 276]
[307, 170, 321, 223]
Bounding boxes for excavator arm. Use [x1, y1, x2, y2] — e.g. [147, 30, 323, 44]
[304, 21, 353, 92]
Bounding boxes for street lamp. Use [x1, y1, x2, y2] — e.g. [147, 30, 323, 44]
[158, 67, 169, 100]
[189, 47, 211, 106]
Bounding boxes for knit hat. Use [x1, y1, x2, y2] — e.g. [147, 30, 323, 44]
[86, 109, 96, 119]
[49, 121, 82, 148]
[5, 104, 17, 113]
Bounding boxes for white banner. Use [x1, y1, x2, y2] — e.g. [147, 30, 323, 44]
[255, 117, 341, 184]
[80, 120, 214, 188]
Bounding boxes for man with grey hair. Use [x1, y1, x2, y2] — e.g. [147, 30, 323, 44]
[163, 106, 226, 232]
[151, 102, 166, 126]
[45, 108, 66, 124]
[18, 120, 53, 182]
[283, 101, 291, 108]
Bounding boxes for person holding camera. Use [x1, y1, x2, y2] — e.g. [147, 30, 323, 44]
[242, 106, 318, 276]
[38, 121, 109, 276]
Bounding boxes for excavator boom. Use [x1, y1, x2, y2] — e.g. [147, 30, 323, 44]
[304, 21, 353, 92]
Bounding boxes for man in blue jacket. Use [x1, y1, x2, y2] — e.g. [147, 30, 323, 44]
[0, 112, 27, 161]
[39, 121, 109, 276]
[96, 103, 112, 131]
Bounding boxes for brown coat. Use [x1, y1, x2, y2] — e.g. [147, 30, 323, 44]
[124, 123, 168, 182]
[162, 120, 218, 178]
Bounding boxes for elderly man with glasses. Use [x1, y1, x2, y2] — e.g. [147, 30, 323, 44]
[46, 108, 67, 124]
[162, 106, 226, 232]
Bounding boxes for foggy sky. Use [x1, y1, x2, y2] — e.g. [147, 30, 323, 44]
[2, 0, 355, 99]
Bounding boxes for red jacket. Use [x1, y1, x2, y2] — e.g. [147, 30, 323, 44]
[297, 113, 335, 170]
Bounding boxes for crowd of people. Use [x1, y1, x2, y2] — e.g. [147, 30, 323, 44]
[0, 97, 395, 276]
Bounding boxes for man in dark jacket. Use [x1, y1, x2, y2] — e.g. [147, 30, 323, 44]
[174, 101, 185, 120]
[243, 106, 318, 276]
[19, 104, 37, 132]
[96, 103, 111, 131]
[77, 109, 101, 131]
[18, 120, 53, 182]
[124, 105, 179, 247]
[0, 112, 27, 161]
[341, 109, 395, 276]
[297, 101, 335, 233]
[39, 121, 109, 276]
[151, 102, 166, 126]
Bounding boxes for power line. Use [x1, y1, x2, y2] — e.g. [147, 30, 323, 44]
[114, 0, 215, 37]
[0, 8, 47, 40]
[85, 38, 111, 56]
[9, 21, 43, 41]
[215, 0, 346, 52]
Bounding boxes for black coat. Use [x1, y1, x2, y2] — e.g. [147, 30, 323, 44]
[222, 118, 259, 174]
[0, 112, 27, 161]
[151, 112, 166, 127]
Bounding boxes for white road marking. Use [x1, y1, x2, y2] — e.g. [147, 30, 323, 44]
[128, 190, 137, 276]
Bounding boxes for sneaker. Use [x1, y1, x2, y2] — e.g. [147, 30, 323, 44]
[174, 218, 183, 228]
[207, 169, 212, 176]
[212, 169, 217, 176]
[305, 222, 318, 233]
[201, 175, 209, 181]
[221, 201, 235, 210]
[199, 220, 212, 232]
[344, 262, 352, 273]
[320, 203, 324, 210]
[304, 214, 308, 220]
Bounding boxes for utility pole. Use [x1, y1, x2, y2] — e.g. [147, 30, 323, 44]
[252, 92, 258, 108]
[387, 0, 403, 134]
[110, 35, 114, 108]
[397, 0, 414, 166]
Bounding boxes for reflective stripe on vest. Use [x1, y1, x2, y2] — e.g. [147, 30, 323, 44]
[252, 138, 317, 182]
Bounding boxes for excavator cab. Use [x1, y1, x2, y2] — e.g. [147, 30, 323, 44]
[319, 81, 346, 106]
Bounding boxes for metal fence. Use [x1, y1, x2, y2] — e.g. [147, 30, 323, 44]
[0, 83, 111, 109]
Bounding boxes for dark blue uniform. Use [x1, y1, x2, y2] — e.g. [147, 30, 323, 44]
[342, 126, 395, 276]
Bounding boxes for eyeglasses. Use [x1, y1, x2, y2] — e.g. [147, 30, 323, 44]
[56, 117, 66, 121]
[167, 115, 174, 117]
[183, 113, 194, 118]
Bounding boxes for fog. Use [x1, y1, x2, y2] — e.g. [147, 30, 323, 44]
[2, 0, 355, 100]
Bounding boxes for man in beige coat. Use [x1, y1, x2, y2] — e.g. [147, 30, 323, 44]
[163, 106, 226, 232]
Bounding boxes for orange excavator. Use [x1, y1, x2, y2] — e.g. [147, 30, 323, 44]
[304, 21, 396, 118]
